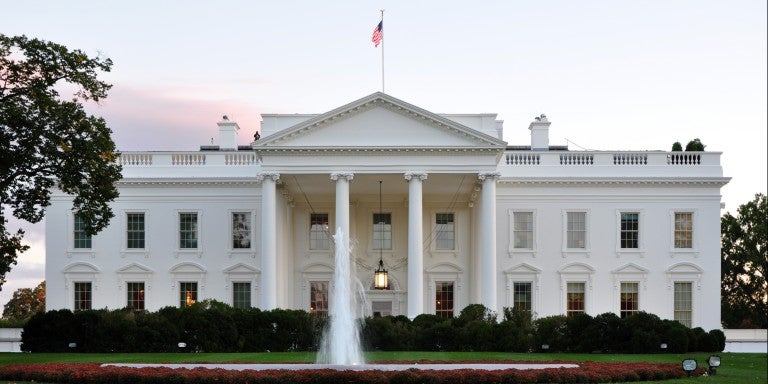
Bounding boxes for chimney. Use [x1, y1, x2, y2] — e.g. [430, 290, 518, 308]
[529, 114, 550, 151]
[217, 115, 240, 151]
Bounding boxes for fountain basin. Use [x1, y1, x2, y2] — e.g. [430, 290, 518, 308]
[105, 363, 579, 371]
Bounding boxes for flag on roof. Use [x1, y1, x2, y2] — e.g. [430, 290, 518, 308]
[372, 21, 383, 47]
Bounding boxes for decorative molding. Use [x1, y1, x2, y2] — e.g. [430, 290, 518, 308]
[497, 177, 731, 187]
[477, 171, 501, 181]
[255, 172, 281, 183]
[403, 172, 428, 182]
[329, 171, 354, 182]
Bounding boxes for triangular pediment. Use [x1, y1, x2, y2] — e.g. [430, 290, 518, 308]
[558, 262, 596, 274]
[666, 262, 703, 274]
[255, 92, 507, 149]
[170, 262, 206, 274]
[223, 263, 260, 274]
[504, 263, 542, 275]
[117, 263, 154, 274]
[612, 263, 649, 275]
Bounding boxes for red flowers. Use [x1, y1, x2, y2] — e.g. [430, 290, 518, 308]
[0, 361, 700, 383]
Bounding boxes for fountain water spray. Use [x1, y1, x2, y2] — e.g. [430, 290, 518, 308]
[316, 228, 365, 365]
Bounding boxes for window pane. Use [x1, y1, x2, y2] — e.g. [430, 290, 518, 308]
[513, 212, 533, 249]
[74, 282, 92, 311]
[674, 282, 692, 327]
[310, 281, 329, 318]
[435, 281, 454, 318]
[310, 213, 330, 250]
[567, 212, 586, 248]
[372, 301, 392, 317]
[620, 282, 638, 318]
[674, 212, 693, 248]
[73, 214, 92, 249]
[127, 213, 145, 249]
[179, 213, 198, 249]
[620, 213, 639, 249]
[435, 213, 455, 250]
[127, 282, 145, 310]
[513, 282, 532, 312]
[566, 282, 585, 316]
[233, 282, 251, 309]
[179, 282, 197, 308]
[232, 213, 252, 249]
[373, 213, 392, 250]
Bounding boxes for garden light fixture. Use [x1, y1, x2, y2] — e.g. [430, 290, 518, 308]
[706, 355, 721, 375]
[681, 358, 697, 377]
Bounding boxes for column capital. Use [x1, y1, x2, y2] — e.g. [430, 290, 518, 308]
[256, 171, 280, 183]
[404, 171, 428, 182]
[477, 171, 501, 181]
[330, 172, 354, 182]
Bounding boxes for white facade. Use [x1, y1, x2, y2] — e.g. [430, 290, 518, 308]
[45, 92, 729, 330]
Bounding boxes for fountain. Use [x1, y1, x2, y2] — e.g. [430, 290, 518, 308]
[316, 228, 365, 365]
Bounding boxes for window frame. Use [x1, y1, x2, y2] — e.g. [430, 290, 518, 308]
[126, 281, 145, 310]
[371, 211, 393, 251]
[435, 280, 455, 318]
[73, 281, 92, 311]
[178, 211, 200, 250]
[125, 211, 147, 251]
[309, 212, 331, 251]
[230, 211, 254, 250]
[562, 210, 590, 255]
[179, 281, 198, 308]
[513, 281, 533, 313]
[309, 280, 329, 318]
[673, 281, 693, 327]
[232, 281, 252, 309]
[566, 281, 586, 317]
[434, 212, 456, 251]
[508, 210, 536, 256]
[670, 210, 699, 256]
[619, 281, 639, 318]
[73, 213, 92, 249]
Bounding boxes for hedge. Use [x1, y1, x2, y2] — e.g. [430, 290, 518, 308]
[21, 301, 725, 353]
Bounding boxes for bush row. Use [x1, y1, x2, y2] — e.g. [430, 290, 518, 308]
[21, 301, 725, 353]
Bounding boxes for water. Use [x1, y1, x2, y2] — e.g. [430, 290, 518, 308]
[316, 228, 365, 365]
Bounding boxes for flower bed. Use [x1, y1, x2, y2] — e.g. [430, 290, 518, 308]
[0, 361, 700, 384]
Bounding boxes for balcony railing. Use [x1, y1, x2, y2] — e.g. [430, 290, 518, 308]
[503, 151, 716, 167]
[119, 152, 258, 167]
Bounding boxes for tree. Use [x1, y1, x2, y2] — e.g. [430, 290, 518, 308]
[721, 193, 767, 328]
[2, 280, 45, 321]
[685, 138, 705, 151]
[671, 141, 683, 151]
[0, 35, 121, 290]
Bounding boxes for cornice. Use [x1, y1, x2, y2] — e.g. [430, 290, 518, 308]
[118, 178, 261, 187]
[254, 146, 504, 155]
[498, 177, 731, 187]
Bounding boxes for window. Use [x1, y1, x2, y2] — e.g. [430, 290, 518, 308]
[179, 282, 197, 308]
[310, 213, 330, 250]
[513, 212, 533, 249]
[126, 213, 145, 249]
[310, 281, 329, 318]
[232, 212, 252, 249]
[513, 282, 532, 312]
[74, 282, 92, 311]
[179, 213, 198, 249]
[73, 214, 92, 249]
[674, 212, 693, 249]
[566, 212, 586, 249]
[232, 282, 251, 309]
[620, 282, 639, 318]
[620, 212, 639, 249]
[435, 281, 454, 318]
[566, 282, 585, 316]
[372, 301, 392, 317]
[373, 213, 392, 250]
[126, 282, 145, 310]
[435, 213, 455, 250]
[674, 282, 693, 327]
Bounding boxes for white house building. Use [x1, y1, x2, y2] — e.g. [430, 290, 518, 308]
[45, 92, 729, 330]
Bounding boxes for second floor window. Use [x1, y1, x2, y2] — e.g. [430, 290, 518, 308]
[310, 213, 330, 250]
[179, 213, 198, 249]
[373, 213, 392, 250]
[566, 212, 586, 249]
[435, 213, 455, 250]
[674, 212, 693, 248]
[232, 212, 252, 249]
[73, 214, 92, 249]
[126, 213, 145, 249]
[620, 212, 639, 249]
[513, 211, 533, 249]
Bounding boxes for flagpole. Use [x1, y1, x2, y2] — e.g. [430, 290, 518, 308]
[380, 9, 385, 93]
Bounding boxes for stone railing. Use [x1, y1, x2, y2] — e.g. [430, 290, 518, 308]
[119, 152, 258, 167]
[503, 151, 718, 167]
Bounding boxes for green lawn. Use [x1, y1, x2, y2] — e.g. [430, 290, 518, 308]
[0, 351, 765, 384]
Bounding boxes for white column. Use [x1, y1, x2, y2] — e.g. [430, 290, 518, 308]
[257, 171, 280, 310]
[405, 171, 427, 318]
[330, 172, 354, 243]
[478, 171, 500, 313]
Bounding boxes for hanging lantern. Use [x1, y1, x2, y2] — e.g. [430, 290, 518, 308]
[374, 258, 389, 290]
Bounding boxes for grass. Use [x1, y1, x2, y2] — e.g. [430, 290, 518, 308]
[0, 351, 765, 384]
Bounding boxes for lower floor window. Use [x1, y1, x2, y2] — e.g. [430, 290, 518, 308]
[674, 282, 693, 327]
[435, 281, 454, 318]
[566, 282, 585, 316]
[179, 282, 198, 308]
[310, 281, 329, 318]
[127, 282, 145, 310]
[513, 282, 533, 312]
[372, 300, 392, 317]
[620, 282, 639, 318]
[232, 282, 251, 309]
[74, 282, 92, 311]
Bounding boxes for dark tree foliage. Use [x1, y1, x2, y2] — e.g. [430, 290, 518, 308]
[0, 34, 121, 290]
[685, 138, 705, 151]
[671, 141, 683, 151]
[721, 193, 767, 328]
[2, 280, 45, 321]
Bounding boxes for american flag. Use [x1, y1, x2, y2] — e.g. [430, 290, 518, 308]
[372, 21, 383, 47]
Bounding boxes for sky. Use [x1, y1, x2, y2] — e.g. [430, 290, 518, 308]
[1, 0, 766, 308]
